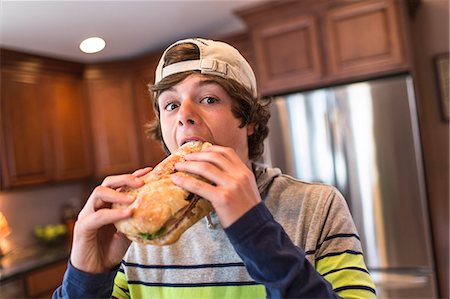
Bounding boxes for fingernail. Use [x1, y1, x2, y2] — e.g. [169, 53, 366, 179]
[123, 207, 133, 216]
[171, 174, 181, 182]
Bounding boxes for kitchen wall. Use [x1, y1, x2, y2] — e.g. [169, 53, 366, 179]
[0, 183, 86, 248]
[410, 0, 449, 298]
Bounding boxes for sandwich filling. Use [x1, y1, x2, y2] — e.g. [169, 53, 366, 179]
[137, 195, 199, 241]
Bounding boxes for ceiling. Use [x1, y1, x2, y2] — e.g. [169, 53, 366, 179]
[0, 0, 265, 63]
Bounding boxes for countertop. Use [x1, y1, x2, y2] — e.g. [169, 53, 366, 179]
[0, 243, 70, 282]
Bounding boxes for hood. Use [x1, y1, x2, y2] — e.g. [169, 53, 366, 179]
[252, 162, 282, 199]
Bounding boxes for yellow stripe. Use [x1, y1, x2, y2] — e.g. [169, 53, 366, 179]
[337, 288, 377, 299]
[325, 268, 375, 290]
[113, 271, 130, 299]
[316, 252, 367, 275]
[126, 284, 266, 299]
[316, 253, 377, 299]
[113, 269, 265, 299]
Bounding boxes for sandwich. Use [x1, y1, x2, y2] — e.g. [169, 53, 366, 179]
[113, 141, 213, 245]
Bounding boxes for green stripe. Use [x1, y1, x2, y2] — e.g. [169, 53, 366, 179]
[113, 271, 130, 299]
[127, 284, 265, 299]
[113, 271, 266, 299]
[325, 268, 376, 291]
[316, 252, 367, 275]
[315, 252, 376, 298]
[336, 287, 377, 299]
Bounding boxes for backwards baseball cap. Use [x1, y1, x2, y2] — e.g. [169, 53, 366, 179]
[155, 38, 257, 97]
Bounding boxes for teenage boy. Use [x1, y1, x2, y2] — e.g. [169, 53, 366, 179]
[54, 38, 376, 299]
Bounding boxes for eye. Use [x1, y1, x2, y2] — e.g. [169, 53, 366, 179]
[164, 102, 179, 111]
[201, 96, 218, 105]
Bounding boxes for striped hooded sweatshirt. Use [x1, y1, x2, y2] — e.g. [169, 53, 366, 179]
[54, 164, 376, 299]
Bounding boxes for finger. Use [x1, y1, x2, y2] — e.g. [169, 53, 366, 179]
[199, 145, 241, 163]
[101, 173, 145, 189]
[183, 152, 229, 171]
[175, 160, 231, 186]
[132, 167, 153, 177]
[184, 146, 242, 171]
[90, 186, 136, 211]
[78, 207, 133, 232]
[116, 168, 151, 192]
[171, 173, 217, 202]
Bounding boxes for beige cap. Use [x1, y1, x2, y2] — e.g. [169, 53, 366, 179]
[155, 38, 257, 97]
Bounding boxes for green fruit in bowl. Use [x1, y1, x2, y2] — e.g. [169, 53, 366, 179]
[34, 224, 68, 244]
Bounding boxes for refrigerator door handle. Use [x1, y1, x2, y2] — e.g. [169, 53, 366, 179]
[370, 271, 430, 289]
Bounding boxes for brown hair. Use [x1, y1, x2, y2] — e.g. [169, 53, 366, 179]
[146, 43, 270, 161]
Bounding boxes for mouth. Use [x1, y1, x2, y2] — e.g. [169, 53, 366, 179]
[180, 137, 207, 147]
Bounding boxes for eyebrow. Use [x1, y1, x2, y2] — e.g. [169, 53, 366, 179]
[197, 79, 221, 88]
[160, 78, 221, 97]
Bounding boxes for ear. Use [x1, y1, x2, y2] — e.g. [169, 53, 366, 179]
[246, 123, 255, 136]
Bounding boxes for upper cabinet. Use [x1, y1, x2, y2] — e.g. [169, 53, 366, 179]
[43, 73, 92, 180]
[237, 0, 412, 95]
[0, 50, 92, 188]
[323, 0, 405, 78]
[85, 66, 142, 178]
[133, 56, 167, 168]
[84, 58, 166, 179]
[248, 14, 323, 94]
[0, 49, 167, 188]
[1, 69, 51, 187]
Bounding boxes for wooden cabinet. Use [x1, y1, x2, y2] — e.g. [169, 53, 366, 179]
[252, 14, 323, 94]
[1, 259, 67, 299]
[25, 260, 67, 298]
[44, 74, 92, 180]
[323, 0, 404, 78]
[2, 276, 26, 298]
[133, 56, 167, 168]
[1, 49, 169, 187]
[237, 0, 411, 95]
[134, 65, 167, 167]
[1, 69, 51, 187]
[86, 72, 142, 177]
[0, 50, 92, 189]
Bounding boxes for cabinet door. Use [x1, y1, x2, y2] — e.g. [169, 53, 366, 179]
[45, 74, 92, 180]
[26, 260, 67, 298]
[323, 0, 405, 78]
[1, 70, 51, 188]
[252, 14, 323, 95]
[133, 69, 167, 167]
[87, 77, 141, 177]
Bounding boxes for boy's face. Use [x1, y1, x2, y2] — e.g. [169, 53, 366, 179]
[157, 74, 254, 164]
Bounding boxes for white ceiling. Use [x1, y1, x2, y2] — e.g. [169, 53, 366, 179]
[0, 0, 265, 63]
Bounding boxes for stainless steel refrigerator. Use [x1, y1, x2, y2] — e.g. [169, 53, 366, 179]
[263, 75, 438, 298]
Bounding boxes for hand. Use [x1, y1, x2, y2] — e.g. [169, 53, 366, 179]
[70, 167, 152, 273]
[172, 145, 261, 228]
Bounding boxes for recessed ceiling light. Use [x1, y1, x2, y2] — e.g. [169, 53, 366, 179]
[79, 37, 106, 54]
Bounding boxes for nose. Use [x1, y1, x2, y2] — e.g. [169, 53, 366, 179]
[177, 100, 198, 127]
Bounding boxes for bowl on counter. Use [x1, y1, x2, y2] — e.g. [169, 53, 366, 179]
[33, 224, 67, 246]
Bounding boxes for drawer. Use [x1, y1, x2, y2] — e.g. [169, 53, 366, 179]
[26, 260, 67, 298]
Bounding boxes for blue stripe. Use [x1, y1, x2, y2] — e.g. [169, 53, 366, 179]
[114, 283, 130, 294]
[316, 249, 363, 261]
[323, 233, 360, 242]
[309, 233, 361, 255]
[127, 280, 260, 288]
[122, 261, 246, 270]
[334, 285, 377, 294]
[322, 266, 370, 277]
